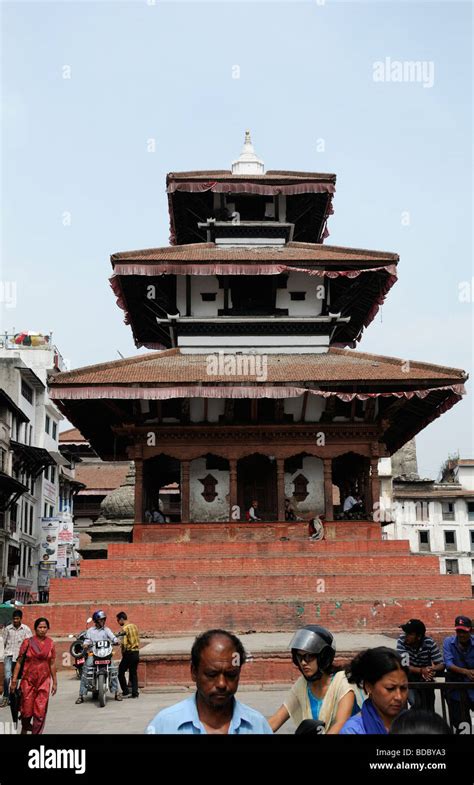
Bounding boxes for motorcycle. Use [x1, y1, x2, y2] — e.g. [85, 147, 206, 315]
[68, 623, 90, 679]
[83, 638, 119, 707]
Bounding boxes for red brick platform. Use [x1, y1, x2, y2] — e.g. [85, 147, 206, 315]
[36, 521, 473, 685]
[40, 521, 474, 637]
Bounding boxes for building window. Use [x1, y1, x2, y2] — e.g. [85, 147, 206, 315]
[44, 503, 48, 518]
[415, 501, 430, 522]
[444, 530, 456, 551]
[290, 292, 306, 301]
[50, 466, 56, 484]
[467, 502, 474, 522]
[201, 292, 217, 302]
[29, 504, 33, 535]
[445, 558, 459, 575]
[45, 415, 50, 434]
[418, 530, 430, 552]
[21, 380, 33, 405]
[199, 474, 218, 503]
[470, 530, 474, 549]
[0, 448, 5, 472]
[52, 422, 57, 440]
[49, 505, 54, 517]
[293, 474, 309, 502]
[441, 501, 455, 521]
[44, 466, 49, 481]
[7, 544, 20, 575]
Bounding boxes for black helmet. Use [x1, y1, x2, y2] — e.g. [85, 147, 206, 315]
[289, 625, 336, 682]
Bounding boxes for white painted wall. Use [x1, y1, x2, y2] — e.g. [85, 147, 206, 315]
[285, 456, 324, 516]
[284, 396, 325, 422]
[189, 457, 229, 522]
[208, 400, 225, 423]
[177, 275, 224, 317]
[276, 271, 324, 316]
[192, 276, 224, 316]
[457, 465, 474, 490]
[189, 399, 225, 423]
[179, 334, 331, 353]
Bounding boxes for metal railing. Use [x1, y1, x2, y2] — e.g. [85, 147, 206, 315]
[407, 681, 473, 733]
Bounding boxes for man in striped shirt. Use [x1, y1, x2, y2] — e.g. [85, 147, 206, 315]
[396, 618, 444, 712]
[116, 611, 140, 699]
[1, 610, 32, 707]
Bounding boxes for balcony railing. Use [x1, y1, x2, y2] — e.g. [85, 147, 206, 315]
[0, 333, 67, 371]
[406, 681, 473, 732]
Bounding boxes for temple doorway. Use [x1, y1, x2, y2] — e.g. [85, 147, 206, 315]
[332, 452, 370, 517]
[143, 454, 181, 521]
[237, 454, 277, 521]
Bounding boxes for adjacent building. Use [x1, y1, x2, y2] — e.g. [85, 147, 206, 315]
[0, 333, 72, 600]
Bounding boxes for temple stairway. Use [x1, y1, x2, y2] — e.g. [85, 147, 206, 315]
[40, 521, 474, 685]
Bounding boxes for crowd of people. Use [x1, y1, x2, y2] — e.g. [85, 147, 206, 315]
[145, 618, 473, 735]
[2, 609, 472, 736]
[1, 607, 140, 733]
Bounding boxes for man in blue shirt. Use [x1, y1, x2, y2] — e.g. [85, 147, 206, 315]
[443, 615, 474, 731]
[145, 629, 272, 734]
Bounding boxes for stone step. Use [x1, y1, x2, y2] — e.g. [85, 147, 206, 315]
[105, 538, 409, 560]
[49, 572, 470, 602]
[78, 554, 442, 578]
[52, 632, 397, 683]
[39, 596, 474, 637]
[131, 521, 383, 544]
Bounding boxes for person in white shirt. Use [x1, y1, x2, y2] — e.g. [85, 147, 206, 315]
[343, 494, 356, 512]
[1, 610, 32, 707]
[247, 500, 261, 522]
[343, 493, 363, 514]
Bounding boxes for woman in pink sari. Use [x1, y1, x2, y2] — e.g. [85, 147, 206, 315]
[10, 617, 57, 734]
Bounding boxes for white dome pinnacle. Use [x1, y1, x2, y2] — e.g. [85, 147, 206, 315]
[231, 130, 265, 175]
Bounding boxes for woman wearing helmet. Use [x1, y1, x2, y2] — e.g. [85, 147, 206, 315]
[268, 625, 363, 733]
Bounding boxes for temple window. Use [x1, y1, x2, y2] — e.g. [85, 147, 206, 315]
[293, 473, 309, 502]
[200, 474, 218, 503]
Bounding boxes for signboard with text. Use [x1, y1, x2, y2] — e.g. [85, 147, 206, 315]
[39, 518, 60, 565]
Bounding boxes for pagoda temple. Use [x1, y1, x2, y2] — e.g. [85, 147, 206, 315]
[49, 133, 467, 530]
[42, 135, 474, 664]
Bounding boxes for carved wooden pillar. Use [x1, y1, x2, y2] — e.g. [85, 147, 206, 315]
[323, 458, 333, 521]
[370, 457, 380, 520]
[229, 458, 238, 520]
[277, 458, 286, 522]
[181, 460, 190, 523]
[134, 458, 144, 524]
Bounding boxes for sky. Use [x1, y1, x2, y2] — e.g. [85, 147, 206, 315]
[1, 0, 472, 479]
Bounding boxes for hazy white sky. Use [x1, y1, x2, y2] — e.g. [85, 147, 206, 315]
[2, 1, 472, 478]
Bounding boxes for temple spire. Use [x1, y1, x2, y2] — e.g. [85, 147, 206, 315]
[231, 130, 265, 175]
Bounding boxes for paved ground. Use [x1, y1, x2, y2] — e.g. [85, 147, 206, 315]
[140, 631, 397, 656]
[2, 671, 470, 735]
[0, 671, 296, 734]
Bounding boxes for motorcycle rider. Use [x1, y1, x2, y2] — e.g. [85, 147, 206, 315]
[75, 610, 122, 704]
